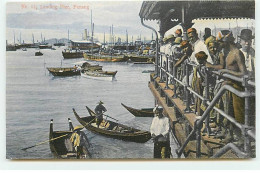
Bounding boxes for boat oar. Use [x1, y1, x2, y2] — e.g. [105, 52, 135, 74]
[85, 106, 119, 121]
[103, 114, 119, 122]
[21, 133, 68, 151]
[22, 117, 96, 151]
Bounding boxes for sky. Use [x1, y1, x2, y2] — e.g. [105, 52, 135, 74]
[5, 0, 255, 45]
[5, 0, 158, 44]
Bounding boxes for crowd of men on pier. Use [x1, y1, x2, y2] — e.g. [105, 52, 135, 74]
[158, 27, 255, 147]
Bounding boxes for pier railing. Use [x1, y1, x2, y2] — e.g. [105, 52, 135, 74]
[155, 50, 255, 158]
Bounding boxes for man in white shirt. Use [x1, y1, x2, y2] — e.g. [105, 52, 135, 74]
[238, 29, 255, 76]
[150, 106, 170, 158]
[164, 34, 175, 56]
[188, 28, 213, 65]
[160, 37, 167, 62]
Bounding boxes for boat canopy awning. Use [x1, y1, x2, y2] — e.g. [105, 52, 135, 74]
[139, 0, 255, 33]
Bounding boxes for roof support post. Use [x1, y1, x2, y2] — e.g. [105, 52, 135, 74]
[181, 3, 185, 24]
[181, 4, 188, 41]
[140, 18, 159, 77]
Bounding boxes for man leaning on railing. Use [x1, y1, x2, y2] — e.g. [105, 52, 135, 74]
[215, 31, 247, 146]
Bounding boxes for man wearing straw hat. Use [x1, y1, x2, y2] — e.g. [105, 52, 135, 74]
[165, 34, 175, 56]
[70, 125, 84, 158]
[95, 101, 107, 128]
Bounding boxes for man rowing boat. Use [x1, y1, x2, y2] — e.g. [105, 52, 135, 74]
[94, 101, 107, 128]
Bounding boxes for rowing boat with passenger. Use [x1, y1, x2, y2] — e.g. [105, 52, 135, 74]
[47, 67, 80, 76]
[49, 118, 91, 159]
[73, 107, 151, 143]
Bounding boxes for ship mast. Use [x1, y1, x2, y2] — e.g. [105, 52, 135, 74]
[112, 24, 114, 46]
[13, 31, 15, 45]
[20, 32, 21, 44]
[103, 32, 105, 48]
[68, 30, 69, 42]
[67, 29, 70, 47]
[32, 34, 34, 44]
[109, 26, 111, 47]
[126, 29, 128, 51]
[41, 33, 43, 43]
[91, 9, 93, 56]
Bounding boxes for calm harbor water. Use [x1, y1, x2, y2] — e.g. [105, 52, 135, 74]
[6, 47, 178, 159]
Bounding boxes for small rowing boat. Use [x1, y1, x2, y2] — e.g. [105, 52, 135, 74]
[81, 71, 114, 81]
[81, 61, 103, 71]
[95, 70, 117, 76]
[80, 61, 117, 77]
[121, 103, 154, 117]
[47, 67, 80, 76]
[49, 118, 91, 159]
[73, 107, 151, 143]
[35, 51, 43, 56]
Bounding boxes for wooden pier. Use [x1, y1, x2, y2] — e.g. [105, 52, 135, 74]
[149, 73, 239, 159]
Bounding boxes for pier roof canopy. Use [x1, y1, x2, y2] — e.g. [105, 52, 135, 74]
[139, 0, 255, 32]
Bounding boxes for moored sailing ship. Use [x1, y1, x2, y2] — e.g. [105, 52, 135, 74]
[83, 52, 128, 62]
[62, 49, 84, 59]
[70, 40, 101, 53]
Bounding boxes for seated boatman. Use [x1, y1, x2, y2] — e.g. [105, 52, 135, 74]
[150, 106, 171, 159]
[70, 125, 84, 158]
[73, 65, 77, 72]
[94, 101, 107, 128]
